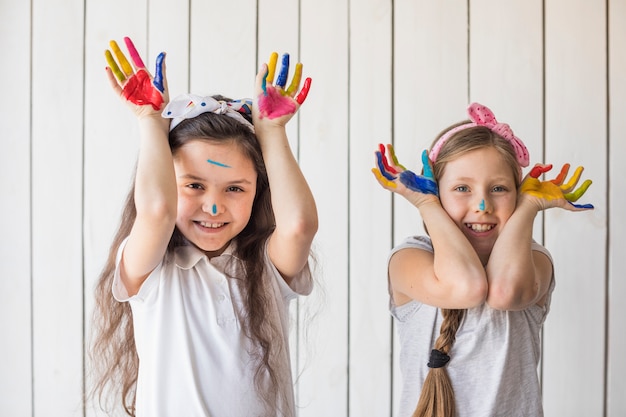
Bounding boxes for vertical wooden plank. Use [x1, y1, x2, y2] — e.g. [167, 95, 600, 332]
[257, 0, 300, 154]
[149, 0, 191, 98]
[189, 0, 256, 98]
[297, 0, 349, 414]
[392, 0, 468, 413]
[83, 1, 148, 416]
[0, 1, 33, 416]
[543, 0, 607, 415]
[349, 0, 393, 415]
[256, 0, 304, 408]
[31, 0, 85, 414]
[469, 0, 544, 174]
[608, 0, 626, 415]
[393, 0, 469, 244]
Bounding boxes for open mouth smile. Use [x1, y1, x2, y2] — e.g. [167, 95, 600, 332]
[198, 221, 226, 229]
[465, 223, 494, 233]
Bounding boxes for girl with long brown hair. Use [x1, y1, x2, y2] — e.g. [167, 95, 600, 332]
[90, 37, 317, 417]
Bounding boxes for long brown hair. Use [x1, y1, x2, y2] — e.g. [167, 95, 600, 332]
[412, 123, 522, 417]
[90, 103, 288, 415]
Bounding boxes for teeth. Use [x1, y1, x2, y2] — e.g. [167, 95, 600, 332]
[467, 223, 494, 232]
[200, 221, 224, 229]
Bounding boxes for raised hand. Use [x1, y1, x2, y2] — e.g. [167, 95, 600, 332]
[372, 144, 439, 206]
[255, 52, 312, 121]
[519, 163, 594, 210]
[105, 37, 167, 114]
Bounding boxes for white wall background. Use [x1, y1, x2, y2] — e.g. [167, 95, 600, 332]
[1, 0, 624, 416]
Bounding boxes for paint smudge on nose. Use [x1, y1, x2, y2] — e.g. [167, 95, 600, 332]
[212, 204, 217, 215]
[479, 199, 486, 211]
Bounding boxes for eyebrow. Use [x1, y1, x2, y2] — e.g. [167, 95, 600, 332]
[178, 174, 254, 185]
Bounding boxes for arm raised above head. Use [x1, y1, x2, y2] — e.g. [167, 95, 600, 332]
[105, 37, 176, 296]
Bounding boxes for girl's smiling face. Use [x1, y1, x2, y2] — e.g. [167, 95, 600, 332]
[437, 146, 518, 263]
[173, 139, 258, 257]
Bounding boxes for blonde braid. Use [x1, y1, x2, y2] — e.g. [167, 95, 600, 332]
[412, 309, 465, 417]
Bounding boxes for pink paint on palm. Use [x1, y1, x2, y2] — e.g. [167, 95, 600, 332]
[258, 88, 296, 119]
[124, 37, 146, 69]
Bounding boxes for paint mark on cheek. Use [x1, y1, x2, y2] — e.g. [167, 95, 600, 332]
[206, 159, 231, 168]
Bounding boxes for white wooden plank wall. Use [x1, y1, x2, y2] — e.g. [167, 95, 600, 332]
[1, 1, 624, 416]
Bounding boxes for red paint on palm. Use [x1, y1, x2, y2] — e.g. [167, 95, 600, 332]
[121, 70, 164, 111]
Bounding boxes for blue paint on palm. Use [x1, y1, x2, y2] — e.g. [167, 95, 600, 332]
[399, 170, 438, 196]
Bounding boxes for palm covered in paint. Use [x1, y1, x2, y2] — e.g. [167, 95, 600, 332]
[105, 37, 168, 119]
[519, 163, 594, 211]
[253, 52, 311, 126]
[372, 144, 440, 208]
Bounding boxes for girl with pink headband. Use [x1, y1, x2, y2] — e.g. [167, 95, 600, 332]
[372, 103, 593, 417]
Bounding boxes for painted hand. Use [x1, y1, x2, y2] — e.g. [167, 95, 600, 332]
[255, 52, 312, 120]
[372, 144, 439, 199]
[519, 163, 594, 210]
[105, 37, 167, 112]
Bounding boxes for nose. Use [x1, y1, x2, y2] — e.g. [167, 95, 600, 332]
[476, 197, 491, 213]
[203, 198, 222, 216]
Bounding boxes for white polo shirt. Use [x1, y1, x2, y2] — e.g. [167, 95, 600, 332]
[113, 239, 312, 417]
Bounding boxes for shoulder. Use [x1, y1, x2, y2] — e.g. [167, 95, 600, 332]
[390, 235, 433, 258]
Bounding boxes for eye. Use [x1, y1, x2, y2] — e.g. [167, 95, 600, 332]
[492, 185, 508, 192]
[187, 183, 204, 190]
[454, 185, 469, 192]
[226, 185, 244, 192]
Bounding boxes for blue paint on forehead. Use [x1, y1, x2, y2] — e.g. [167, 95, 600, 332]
[207, 159, 231, 168]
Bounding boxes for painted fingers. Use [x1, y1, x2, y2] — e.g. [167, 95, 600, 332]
[523, 163, 594, 209]
[372, 144, 438, 196]
[258, 52, 312, 119]
[105, 37, 165, 110]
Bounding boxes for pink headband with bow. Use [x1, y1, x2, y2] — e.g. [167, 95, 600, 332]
[428, 103, 529, 168]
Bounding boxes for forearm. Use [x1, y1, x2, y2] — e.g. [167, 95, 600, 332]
[257, 126, 318, 252]
[485, 199, 541, 309]
[419, 201, 487, 293]
[134, 115, 177, 221]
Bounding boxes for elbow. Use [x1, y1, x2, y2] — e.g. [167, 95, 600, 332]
[293, 215, 319, 243]
[449, 276, 488, 308]
[486, 281, 537, 311]
[464, 279, 489, 307]
[139, 198, 177, 227]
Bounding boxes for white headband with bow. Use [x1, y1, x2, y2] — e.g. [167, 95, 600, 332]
[162, 94, 254, 132]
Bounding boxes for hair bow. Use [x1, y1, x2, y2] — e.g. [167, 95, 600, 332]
[162, 94, 254, 132]
[429, 102, 529, 168]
